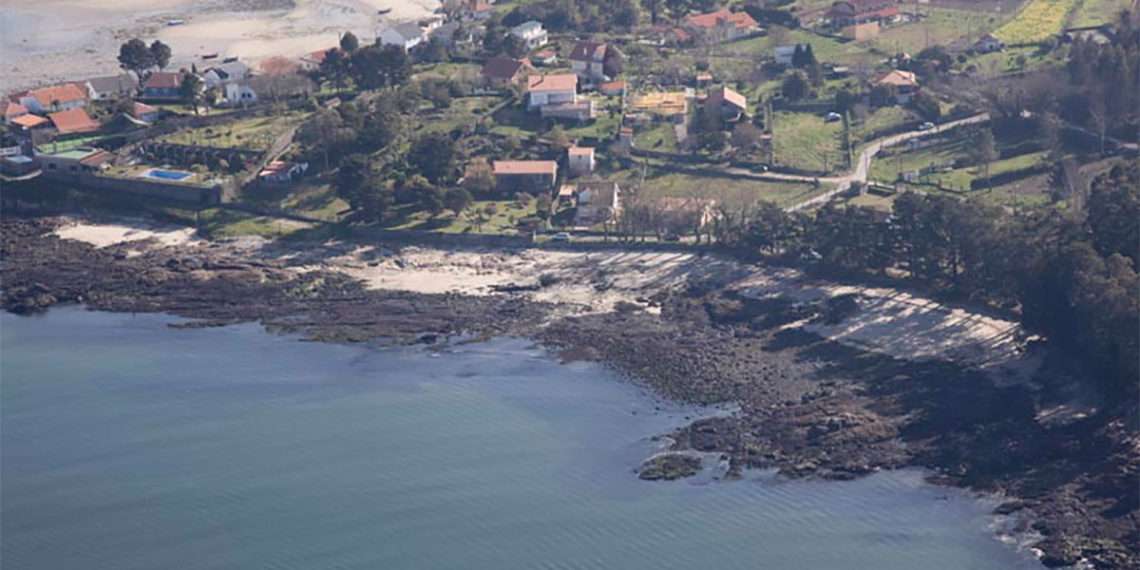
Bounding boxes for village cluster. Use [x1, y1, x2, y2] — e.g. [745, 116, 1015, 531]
[0, 0, 1127, 238]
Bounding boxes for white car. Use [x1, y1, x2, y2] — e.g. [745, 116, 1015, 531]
[825, 112, 842, 122]
[918, 121, 936, 131]
[550, 232, 572, 242]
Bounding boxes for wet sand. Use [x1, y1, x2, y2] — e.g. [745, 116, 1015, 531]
[1, 0, 438, 91]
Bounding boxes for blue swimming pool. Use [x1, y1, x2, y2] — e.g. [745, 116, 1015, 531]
[141, 168, 192, 181]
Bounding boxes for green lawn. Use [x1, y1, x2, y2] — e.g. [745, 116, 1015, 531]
[634, 122, 680, 153]
[867, 8, 1010, 54]
[240, 179, 348, 222]
[1071, 0, 1131, 26]
[412, 96, 507, 134]
[159, 111, 309, 150]
[771, 111, 843, 173]
[870, 138, 1047, 190]
[715, 28, 877, 66]
[634, 168, 830, 209]
[384, 199, 537, 235]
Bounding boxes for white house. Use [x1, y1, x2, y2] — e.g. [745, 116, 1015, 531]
[567, 146, 595, 176]
[259, 160, 308, 184]
[510, 21, 548, 50]
[774, 44, 807, 66]
[378, 22, 426, 51]
[203, 61, 252, 89]
[84, 73, 139, 101]
[575, 180, 621, 225]
[526, 74, 578, 110]
[221, 82, 258, 107]
[569, 41, 608, 82]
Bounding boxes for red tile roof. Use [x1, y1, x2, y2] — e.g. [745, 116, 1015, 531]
[568, 41, 607, 63]
[2, 101, 28, 118]
[526, 74, 577, 93]
[25, 83, 88, 108]
[568, 146, 594, 157]
[48, 108, 101, 134]
[876, 69, 918, 87]
[132, 102, 159, 117]
[493, 160, 558, 175]
[482, 56, 531, 80]
[685, 9, 758, 31]
[599, 80, 626, 94]
[11, 114, 50, 129]
[79, 150, 114, 167]
[708, 86, 747, 111]
[143, 72, 184, 90]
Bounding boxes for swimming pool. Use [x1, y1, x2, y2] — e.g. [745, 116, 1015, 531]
[140, 168, 192, 181]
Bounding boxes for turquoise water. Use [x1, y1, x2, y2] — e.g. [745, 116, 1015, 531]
[1, 308, 1043, 570]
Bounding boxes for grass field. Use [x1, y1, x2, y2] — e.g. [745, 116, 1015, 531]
[1070, 0, 1131, 27]
[869, 8, 1010, 54]
[491, 100, 621, 141]
[160, 111, 308, 150]
[994, 0, 1080, 44]
[771, 111, 843, 173]
[634, 168, 829, 209]
[411, 95, 506, 134]
[870, 138, 1047, 190]
[634, 122, 680, 152]
[385, 199, 537, 234]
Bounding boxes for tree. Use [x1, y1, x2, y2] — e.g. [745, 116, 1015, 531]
[614, 0, 642, 29]
[149, 41, 172, 71]
[350, 45, 411, 90]
[298, 109, 347, 170]
[409, 176, 445, 216]
[910, 90, 941, 122]
[834, 87, 858, 114]
[781, 71, 809, 100]
[547, 125, 572, 148]
[420, 36, 451, 63]
[731, 122, 763, 150]
[407, 133, 457, 184]
[118, 39, 155, 76]
[970, 128, 997, 189]
[463, 159, 495, 194]
[603, 46, 624, 78]
[444, 187, 474, 216]
[179, 74, 203, 115]
[335, 154, 371, 210]
[320, 48, 349, 92]
[340, 31, 360, 53]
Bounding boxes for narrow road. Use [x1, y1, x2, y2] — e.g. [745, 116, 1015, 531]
[722, 113, 991, 211]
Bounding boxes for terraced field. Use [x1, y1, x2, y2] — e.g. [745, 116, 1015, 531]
[994, 0, 1080, 44]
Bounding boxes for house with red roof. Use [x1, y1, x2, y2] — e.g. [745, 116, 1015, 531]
[526, 74, 578, 110]
[141, 71, 189, 101]
[2, 101, 29, 125]
[15, 83, 89, 114]
[828, 0, 899, 29]
[684, 8, 760, 43]
[48, 108, 101, 135]
[481, 56, 534, 89]
[493, 160, 559, 194]
[705, 86, 748, 120]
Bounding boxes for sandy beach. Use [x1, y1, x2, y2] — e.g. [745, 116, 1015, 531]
[1, 0, 438, 92]
[49, 217, 1037, 380]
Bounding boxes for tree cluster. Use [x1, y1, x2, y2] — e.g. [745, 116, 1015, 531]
[117, 39, 173, 77]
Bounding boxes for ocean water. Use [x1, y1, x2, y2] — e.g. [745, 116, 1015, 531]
[0, 307, 1043, 570]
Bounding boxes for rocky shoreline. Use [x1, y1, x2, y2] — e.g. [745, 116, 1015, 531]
[2, 216, 1136, 569]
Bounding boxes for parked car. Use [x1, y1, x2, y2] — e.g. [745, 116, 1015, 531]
[825, 112, 842, 123]
[550, 232, 572, 242]
[918, 121, 935, 131]
[663, 233, 681, 242]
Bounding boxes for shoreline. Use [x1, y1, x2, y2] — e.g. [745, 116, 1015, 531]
[1, 0, 439, 92]
[2, 214, 1136, 569]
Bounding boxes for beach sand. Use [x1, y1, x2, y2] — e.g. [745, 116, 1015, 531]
[1, 0, 438, 91]
[51, 218, 1038, 380]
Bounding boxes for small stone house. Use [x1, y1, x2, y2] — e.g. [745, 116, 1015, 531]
[567, 146, 595, 176]
[493, 160, 559, 194]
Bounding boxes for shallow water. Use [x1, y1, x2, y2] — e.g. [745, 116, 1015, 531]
[1, 307, 1043, 569]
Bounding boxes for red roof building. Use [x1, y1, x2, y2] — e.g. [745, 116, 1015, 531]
[684, 9, 759, 42]
[48, 108, 101, 135]
[828, 0, 900, 28]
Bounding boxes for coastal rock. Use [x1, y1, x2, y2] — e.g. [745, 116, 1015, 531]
[638, 453, 701, 481]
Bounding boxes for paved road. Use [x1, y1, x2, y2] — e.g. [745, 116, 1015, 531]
[719, 113, 992, 211]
